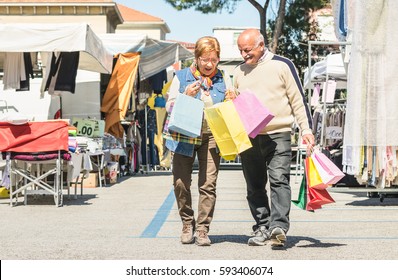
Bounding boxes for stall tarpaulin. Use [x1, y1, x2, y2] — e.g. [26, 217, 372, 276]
[101, 53, 140, 138]
[0, 121, 69, 153]
[98, 34, 193, 80]
[0, 23, 113, 74]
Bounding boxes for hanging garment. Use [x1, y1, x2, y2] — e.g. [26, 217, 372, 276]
[148, 69, 167, 94]
[101, 52, 141, 139]
[17, 53, 34, 91]
[44, 51, 80, 95]
[2, 52, 25, 90]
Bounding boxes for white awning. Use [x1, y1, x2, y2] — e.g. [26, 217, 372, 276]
[303, 53, 347, 89]
[0, 23, 113, 74]
[99, 33, 193, 80]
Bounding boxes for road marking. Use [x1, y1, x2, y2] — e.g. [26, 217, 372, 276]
[140, 187, 175, 238]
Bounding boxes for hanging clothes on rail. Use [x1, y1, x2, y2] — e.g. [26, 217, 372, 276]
[2, 52, 33, 91]
[43, 51, 80, 96]
[343, 0, 398, 189]
[137, 104, 158, 169]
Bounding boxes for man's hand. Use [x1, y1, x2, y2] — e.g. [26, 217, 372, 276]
[302, 133, 315, 155]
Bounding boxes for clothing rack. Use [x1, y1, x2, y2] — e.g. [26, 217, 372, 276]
[306, 41, 398, 201]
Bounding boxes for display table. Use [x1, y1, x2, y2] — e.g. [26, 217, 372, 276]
[87, 151, 106, 188]
[0, 121, 69, 207]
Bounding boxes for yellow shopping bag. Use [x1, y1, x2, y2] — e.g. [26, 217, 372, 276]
[204, 101, 252, 160]
[306, 156, 330, 190]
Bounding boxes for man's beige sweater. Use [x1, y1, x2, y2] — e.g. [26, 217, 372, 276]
[233, 52, 313, 136]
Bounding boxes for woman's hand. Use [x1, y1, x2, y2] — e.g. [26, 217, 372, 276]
[224, 88, 237, 101]
[185, 81, 201, 97]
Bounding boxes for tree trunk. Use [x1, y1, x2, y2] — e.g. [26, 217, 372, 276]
[248, 0, 270, 46]
[270, 0, 287, 53]
[259, 9, 267, 45]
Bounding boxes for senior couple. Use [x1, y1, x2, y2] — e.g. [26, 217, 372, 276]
[164, 29, 314, 247]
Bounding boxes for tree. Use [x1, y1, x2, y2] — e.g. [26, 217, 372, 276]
[268, 0, 329, 75]
[164, 1, 327, 48]
[164, 0, 330, 73]
[164, 0, 272, 45]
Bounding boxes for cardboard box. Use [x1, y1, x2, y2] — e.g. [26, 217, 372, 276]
[80, 172, 98, 188]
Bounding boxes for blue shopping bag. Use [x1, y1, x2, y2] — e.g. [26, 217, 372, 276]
[168, 93, 204, 138]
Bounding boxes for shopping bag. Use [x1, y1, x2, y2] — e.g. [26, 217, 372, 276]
[306, 156, 330, 190]
[303, 157, 323, 211]
[168, 93, 204, 138]
[293, 158, 335, 211]
[204, 101, 252, 161]
[162, 103, 199, 158]
[232, 90, 274, 138]
[307, 186, 335, 210]
[292, 175, 312, 211]
[311, 151, 345, 185]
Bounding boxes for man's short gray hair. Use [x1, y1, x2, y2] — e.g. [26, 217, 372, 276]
[255, 33, 264, 47]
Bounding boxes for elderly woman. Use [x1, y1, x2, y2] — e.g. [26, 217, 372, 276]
[165, 36, 233, 246]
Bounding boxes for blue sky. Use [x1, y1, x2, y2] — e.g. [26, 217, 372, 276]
[117, 0, 266, 43]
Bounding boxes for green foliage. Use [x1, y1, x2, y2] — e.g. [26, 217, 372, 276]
[268, 0, 328, 76]
[164, 0, 331, 75]
[164, 0, 240, 13]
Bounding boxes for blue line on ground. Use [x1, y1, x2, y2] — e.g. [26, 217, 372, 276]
[139, 187, 175, 238]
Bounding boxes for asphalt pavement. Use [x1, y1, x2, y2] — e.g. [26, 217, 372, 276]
[1, 168, 398, 262]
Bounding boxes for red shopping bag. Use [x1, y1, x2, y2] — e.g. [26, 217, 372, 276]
[232, 90, 274, 138]
[307, 187, 335, 210]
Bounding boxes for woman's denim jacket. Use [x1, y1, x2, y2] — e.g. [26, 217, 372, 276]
[165, 67, 226, 157]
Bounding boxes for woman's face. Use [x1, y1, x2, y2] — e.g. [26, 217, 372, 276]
[196, 50, 219, 76]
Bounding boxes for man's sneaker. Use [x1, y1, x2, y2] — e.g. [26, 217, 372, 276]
[195, 230, 211, 246]
[270, 227, 286, 247]
[248, 226, 270, 246]
[180, 223, 194, 244]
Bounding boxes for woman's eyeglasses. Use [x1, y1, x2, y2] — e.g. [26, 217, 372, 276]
[198, 57, 219, 65]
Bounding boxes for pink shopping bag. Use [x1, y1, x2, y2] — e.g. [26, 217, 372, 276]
[232, 90, 274, 138]
[311, 151, 345, 185]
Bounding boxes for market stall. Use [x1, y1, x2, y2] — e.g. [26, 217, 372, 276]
[0, 23, 114, 205]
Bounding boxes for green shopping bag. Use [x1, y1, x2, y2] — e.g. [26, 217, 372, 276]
[292, 175, 309, 210]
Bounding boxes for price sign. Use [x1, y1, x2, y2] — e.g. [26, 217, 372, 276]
[325, 126, 343, 140]
[93, 120, 105, 137]
[72, 117, 96, 137]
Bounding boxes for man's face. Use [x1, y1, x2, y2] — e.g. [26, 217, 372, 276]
[237, 38, 264, 65]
